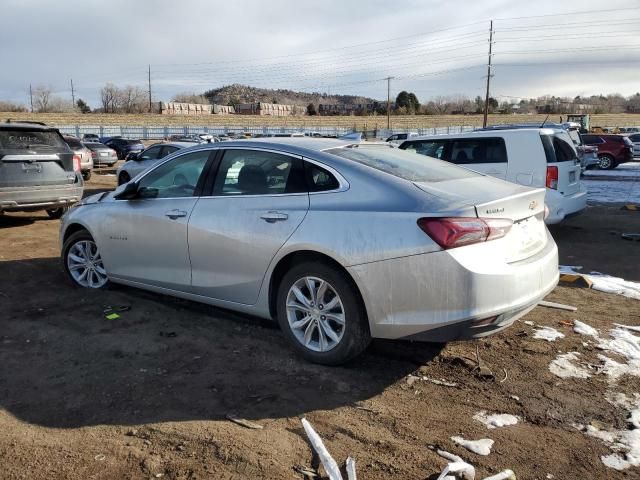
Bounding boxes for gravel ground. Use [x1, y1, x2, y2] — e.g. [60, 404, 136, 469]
[0, 172, 639, 480]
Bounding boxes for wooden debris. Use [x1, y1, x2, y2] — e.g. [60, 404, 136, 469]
[346, 457, 357, 480]
[538, 300, 577, 312]
[301, 418, 343, 480]
[225, 414, 263, 430]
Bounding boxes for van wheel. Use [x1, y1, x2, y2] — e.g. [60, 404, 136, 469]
[82, 170, 92, 181]
[118, 172, 131, 185]
[598, 154, 616, 170]
[277, 262, 371, 365]
[46, 207, 68, 219]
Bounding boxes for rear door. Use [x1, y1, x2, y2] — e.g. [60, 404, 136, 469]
[0, 129, 75, 189]
[187, 148, 309, 304]
[543, 133, 581, 196]
[447, 137, 508, 180]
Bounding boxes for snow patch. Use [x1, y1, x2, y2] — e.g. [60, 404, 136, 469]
[558, 266, 640, 300]
[574, 320, 598, 337]
[597, 327, 640, 363]
[473, 411, 519, 429]
[549, 352, 591, 379]
[533, 326, 565, 342]
[451, 436, 494, 456]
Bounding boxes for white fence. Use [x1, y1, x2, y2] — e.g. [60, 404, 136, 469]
[54, 125, 479, 140]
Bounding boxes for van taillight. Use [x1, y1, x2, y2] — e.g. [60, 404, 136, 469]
[546, 166, 558, 190]
[73, 154, 81, 172]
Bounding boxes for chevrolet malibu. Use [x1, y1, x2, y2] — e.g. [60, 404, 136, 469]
[60, 139, 559, 365]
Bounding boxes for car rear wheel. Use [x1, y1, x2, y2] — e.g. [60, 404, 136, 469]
[46, 207, 69, 219]
[62, 230, 109, 289]
[118, 171, 131, 185]
[598, 154, 616, 170]
[277, 262, 371, 365]
[82, 170, 92, 181]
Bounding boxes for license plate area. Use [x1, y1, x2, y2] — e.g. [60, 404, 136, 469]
[22, 162, 42, 173]
[507, 216, 545, 262]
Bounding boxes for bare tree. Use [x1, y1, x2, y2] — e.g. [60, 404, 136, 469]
[118, 85, 146, 113]
[100, 83, 119, 113]
[33, 85, 53, 112]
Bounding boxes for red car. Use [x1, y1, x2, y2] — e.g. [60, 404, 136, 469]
[581, 134, 634, 169]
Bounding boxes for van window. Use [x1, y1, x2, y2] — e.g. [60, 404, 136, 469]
[553, 137, 578, 162]
[449, 138, 507, 164]
[400, 140, 447, 159]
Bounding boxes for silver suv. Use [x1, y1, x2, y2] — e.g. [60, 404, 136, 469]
[0, 122, 84, 219]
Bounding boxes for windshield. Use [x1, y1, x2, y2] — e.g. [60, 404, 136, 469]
[327, 145, 480, 183]
[0, 129, 67, 150]
[64, 137, 84, 149]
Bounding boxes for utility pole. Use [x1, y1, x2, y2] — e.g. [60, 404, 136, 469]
[148, 64, 152, 113]
[70, 78, 75, 106]
[29, 84, 33, 113]
[385, 76, 393, 129]
[483, 20, 494, 128]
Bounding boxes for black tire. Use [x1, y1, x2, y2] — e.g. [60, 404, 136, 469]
[82, 170, 92, 181]
[598, 154, 616, 170]
[46, 206, 69, 219]
[61, 230, 110, 289]
[276, 262, 371, 365]
[118, 171, 131, 186]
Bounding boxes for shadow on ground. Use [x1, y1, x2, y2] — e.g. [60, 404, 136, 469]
[0, 257, 442, 429]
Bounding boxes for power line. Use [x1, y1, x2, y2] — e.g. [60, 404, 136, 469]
[494, 6, 640, 21]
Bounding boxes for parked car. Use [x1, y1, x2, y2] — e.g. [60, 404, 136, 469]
[81, 133, 100, 143]
[60, 139, 558, 365]
[479, 122, 599, 170]
[1, 122, 83, 218]
[399, 127, 587, 224]
[63, 136, 93, 180]
[168, 134, 219, 144]
[581, 134, 634, 169]
[116, 142, 198, 185]
[103, 137, 144, 160]
[385, 132, 417, 145]
[626, 133, 640, 158]
[83, 142, 118, 167]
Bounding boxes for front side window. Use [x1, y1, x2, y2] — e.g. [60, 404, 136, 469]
[401, 140, 447, 159]
[213, 149, 305, 195]
[137, 150, 210, 199]
[449, 138, 507, 164]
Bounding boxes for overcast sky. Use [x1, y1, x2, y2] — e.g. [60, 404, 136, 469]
[0, 0, 638, 108]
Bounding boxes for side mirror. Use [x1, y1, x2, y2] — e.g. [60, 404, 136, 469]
[113, 181, 138, 200]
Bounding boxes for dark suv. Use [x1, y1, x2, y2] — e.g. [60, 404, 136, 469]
[0, 122, 83, 218]
[581, 134, 634, 169]
[103, 137, 144, 160]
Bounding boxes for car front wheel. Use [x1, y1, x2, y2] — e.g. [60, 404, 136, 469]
[62, 230, 109, 289]
[277, 262, 371, 365]
[46, 207, 69, 219]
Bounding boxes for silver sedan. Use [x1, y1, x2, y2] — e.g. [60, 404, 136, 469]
[60, 139, 558, 365]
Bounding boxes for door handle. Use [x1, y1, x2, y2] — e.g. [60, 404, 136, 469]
[165, 209, 188, 219]
[260, 211, 288, 223]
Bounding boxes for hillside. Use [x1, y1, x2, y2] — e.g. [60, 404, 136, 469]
[203, 84, 378, 107]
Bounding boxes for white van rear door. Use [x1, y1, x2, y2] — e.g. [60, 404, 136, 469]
[542, 133, 581, 196]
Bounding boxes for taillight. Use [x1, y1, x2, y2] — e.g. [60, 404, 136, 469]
[91, 151, 97, 158]
[546, 166, 558, 190]
[73, 154, 81, 172]
[417, 217, 513, 250]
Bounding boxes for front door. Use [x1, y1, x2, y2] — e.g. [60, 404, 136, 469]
[99, 149, 213, 290]
[188, 148, 309, 304]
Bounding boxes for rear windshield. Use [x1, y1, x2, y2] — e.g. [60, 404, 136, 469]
[0, 129, 67, 150]
[567, 129, 582, 146]
[327, 145, 479, 183]
[64, 137, 84, 149]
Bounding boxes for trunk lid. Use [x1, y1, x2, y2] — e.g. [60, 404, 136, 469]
[414, 175, 547, 262]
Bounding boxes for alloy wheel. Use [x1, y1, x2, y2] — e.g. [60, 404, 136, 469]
[66, 240, 108, 288]
[286, 276, 345, 352]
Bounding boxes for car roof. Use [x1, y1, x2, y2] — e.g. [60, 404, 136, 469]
[406, 128, 558, 141]
[161, 141, 200, 148]
[0, 121, 59, 132]
[233, 137, 353, 151]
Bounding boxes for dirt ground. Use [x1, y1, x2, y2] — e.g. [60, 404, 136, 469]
[1, 171, 639, 480]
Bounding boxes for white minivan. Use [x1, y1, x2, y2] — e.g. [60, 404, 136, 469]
[399, 128, 587, 224]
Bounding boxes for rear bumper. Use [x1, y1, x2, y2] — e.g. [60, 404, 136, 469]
[0, 184, 84, 212]
[545, 183, 587, 224]
[347, 230, 559, 341]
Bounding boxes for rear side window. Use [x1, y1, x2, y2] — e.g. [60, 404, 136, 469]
[305, 162, 339, 192]
[630, 134, 640, 142]
[582, 135, 603, 144]
[449, 137, 507, 164]
[546, 136, 578, 163]
[401, 140, 447, 159]
[0, 130, 66, 150]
